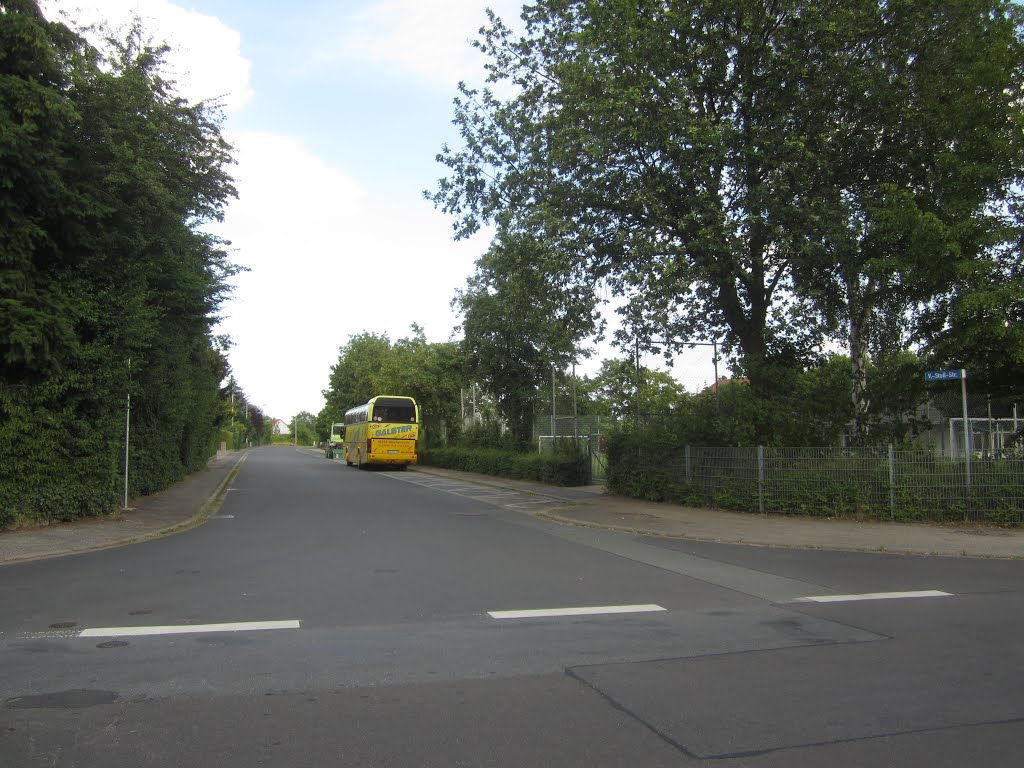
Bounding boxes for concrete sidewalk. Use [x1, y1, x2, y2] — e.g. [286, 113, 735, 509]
[2, 450, 1021, 565]
[410, 466, 1024, 560]
[0, 451, 246, 566]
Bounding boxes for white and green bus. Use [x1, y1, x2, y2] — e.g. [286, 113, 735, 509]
[343, 395, 419, 468]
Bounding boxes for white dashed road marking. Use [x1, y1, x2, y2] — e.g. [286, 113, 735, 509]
[77, 620, 302, 638]
[488, 604, 666, 619]
[796, 590, 953, 603]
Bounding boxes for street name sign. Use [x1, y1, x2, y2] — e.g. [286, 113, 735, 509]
[925, 369, 964, 382]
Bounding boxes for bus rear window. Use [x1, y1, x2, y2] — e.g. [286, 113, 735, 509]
[372, 400, 416, 423]
[390, 406, 416, 422]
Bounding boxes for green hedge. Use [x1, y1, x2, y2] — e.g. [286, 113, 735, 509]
[0, 388, 121, 529]
[420, 447, 589, 486]
[605, 431, 1024, 524]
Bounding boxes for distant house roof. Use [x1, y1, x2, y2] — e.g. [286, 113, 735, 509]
[704, 376, 749, 394]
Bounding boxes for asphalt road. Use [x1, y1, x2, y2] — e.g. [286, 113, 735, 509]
[2, 446, 1023, 767]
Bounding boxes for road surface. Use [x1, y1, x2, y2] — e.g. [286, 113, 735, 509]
[2, 446, 1023, 766]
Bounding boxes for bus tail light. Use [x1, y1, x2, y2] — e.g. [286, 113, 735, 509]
[366, 439, 372, 455]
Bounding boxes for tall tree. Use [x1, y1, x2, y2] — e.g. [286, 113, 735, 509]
[923, 237, 1024, 405]
[378, 327, 467, 446]
[319, 328, 467, 447]
[321, 332, 394, 424]
[455, 226, 599, 445]
[789, 1, 1024, 440]
[432, 0, 837, 441]
[584, 359, 687, 422]
[431, 0, 1024, 443]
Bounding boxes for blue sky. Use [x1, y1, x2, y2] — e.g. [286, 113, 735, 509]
[42, 0, 721, 423]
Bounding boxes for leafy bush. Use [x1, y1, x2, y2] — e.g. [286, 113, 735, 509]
[605, 432, 701, 503]
[605, 428, 1024, 523]
[420, 447, 589, 486]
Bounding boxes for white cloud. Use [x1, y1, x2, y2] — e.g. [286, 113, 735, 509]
[213, 130, 492, 420]
[41, 0, 253, 112]
[330, 0, 522, 87]
[39, 1, 509, 419]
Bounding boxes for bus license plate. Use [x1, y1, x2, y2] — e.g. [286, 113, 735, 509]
[387, 450, 399, 454]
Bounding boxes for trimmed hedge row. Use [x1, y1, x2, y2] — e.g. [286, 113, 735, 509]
[420, 447, 589, 486]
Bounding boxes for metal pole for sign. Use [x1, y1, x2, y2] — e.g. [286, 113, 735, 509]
[123, 357, 131, 510]
[551, 364, 556, 439]
[961, 369, 970, 494]
[572, 362, 578, 444]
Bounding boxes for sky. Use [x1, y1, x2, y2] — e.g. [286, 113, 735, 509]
[41, 0, 722, 422]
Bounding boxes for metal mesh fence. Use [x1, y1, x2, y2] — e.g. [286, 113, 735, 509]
[534, 415, 608, 439]
[629, 444, 1023, 524]
[537, 434, 610, 482]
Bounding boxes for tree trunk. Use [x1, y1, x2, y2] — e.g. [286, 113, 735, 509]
[847, 275, 871, 444]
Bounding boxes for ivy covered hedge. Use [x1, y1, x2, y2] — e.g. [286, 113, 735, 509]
[1, 6, 236, 528]
[420, 447, 590, 486]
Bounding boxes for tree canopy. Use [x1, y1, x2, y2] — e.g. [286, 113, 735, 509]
[319, 328, 467, 448]
[431, 0, 1024, 443]
[454, 227, 601, 444]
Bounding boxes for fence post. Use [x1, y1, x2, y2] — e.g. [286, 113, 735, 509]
[758, 446, 765, 515]
[685, 445, 692, 484]
[888, 444, 895, 521]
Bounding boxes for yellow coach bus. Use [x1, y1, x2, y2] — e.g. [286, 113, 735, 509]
[343, 395, 419, 468]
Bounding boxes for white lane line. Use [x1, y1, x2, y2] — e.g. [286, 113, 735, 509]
[488, 604, 665, 619]
[79, 620, 302, 638]
[797, 590, 953, 603]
